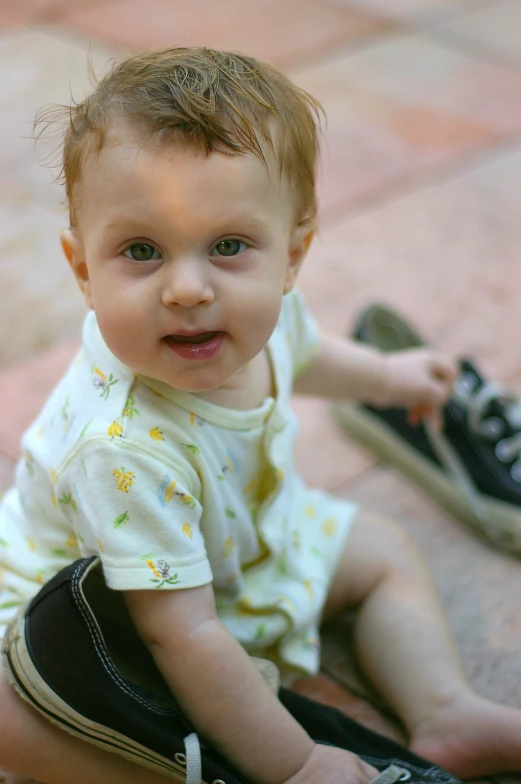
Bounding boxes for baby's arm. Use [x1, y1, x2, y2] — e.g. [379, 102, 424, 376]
[125, 584, 377, 784]
[293, 328, 456, 413]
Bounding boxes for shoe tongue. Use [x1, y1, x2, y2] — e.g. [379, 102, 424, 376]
[355, 306, 422, 351]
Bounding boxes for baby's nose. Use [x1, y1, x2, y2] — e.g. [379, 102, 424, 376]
[162, 258, 214, 308]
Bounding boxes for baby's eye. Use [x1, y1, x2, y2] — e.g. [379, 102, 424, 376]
[123, 243, 161, 262]
[210, 239, 247, 257]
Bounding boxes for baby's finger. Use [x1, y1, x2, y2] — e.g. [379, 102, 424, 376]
[407, 405, 432, 427]
[430, 354, 458, 386]
[428, 407, 443, 431]
[408, 403, 446, 430]
[363, 760, 381, 779]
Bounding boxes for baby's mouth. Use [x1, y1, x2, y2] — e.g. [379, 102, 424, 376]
[166, 331, 220, 345]
[164, 331, 225, 360]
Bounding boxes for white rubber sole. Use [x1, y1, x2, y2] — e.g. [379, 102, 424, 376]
[1, 606, 197, 782]
[333, 402, 521, 553]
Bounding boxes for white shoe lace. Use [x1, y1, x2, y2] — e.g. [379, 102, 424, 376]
[371, 764, 411, 783]
[176, 658, 279, 784]
[454, 372, 521, 481]
[423, 371, 521, 541]
[181, 732, 202, 784]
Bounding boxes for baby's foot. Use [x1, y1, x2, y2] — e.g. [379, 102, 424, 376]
[409, 692, 521, 778]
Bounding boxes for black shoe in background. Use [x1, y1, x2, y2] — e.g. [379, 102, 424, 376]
[333, 304, 521, 553]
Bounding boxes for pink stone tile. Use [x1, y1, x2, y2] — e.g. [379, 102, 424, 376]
[51, 0, 395, 69]
[290, 35, 521, 216]
[292, 396, 375, 489]
[439, 0, 521, 69]
[340, 464, 521, 707]
[447, 146, 521, 227]
[0, 451, 15, 495]
[0, 0, 96, 24]
[297, 178, 521, 386]
[0, 341, 78, 459]
[0, 29, 115, 211]
[0, 190, 87, 370]
[334, 0, 495, 23]
[0, 0, 56, 24]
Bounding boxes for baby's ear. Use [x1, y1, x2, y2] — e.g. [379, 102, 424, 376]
[61, 229, 93, 309]
[284, 226, 314, 294]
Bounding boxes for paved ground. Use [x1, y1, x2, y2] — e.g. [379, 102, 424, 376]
[2, 0, 521, 781]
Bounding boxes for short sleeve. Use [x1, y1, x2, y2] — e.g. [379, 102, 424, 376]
[283, 289, 321, 377]
[56, 439, 213, 591]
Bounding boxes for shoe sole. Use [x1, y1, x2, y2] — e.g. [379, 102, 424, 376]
[1, 606, 198, 782]
[333, 402, 521, 553]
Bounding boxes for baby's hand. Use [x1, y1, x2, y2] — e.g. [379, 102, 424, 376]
[377, 348, 457, 425]
[284, 744, 379, 784]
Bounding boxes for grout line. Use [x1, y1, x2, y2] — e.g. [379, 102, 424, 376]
[317, 130, 521, 231]
[37, 18, 408, 77]
[280, 0, 407, 73]
[320, 0, 502, 34]
[427, 26, 521, 76]
[287, 0, 506, 78]
[402, 0, 507, 32]
[0, 447, 17, 464]
[281, 27, 402, 75]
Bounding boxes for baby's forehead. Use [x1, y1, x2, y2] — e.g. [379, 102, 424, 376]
[73, 119, 292, 211]
[71, 122, 297, 230]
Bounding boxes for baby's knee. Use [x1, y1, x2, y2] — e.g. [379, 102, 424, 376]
[326, 509, 428, 615]
[374, 517, 437, 597]
[355, 509, 429, 584]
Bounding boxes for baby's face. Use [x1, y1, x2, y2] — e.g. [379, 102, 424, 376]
[62, 122, 312, 395]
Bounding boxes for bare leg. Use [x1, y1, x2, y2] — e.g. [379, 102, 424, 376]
[0, 667, 178, 784]
[325, 508, 521, 778]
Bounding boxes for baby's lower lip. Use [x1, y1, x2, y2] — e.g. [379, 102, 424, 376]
[164, 332, 225, 360]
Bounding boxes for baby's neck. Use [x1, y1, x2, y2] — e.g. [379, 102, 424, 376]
[195, 349, 274, 410]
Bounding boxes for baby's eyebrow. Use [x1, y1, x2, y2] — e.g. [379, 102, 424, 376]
[98, 213, 272, 242]
[102, 217, 139, 233]
[223, 215, 270, 233]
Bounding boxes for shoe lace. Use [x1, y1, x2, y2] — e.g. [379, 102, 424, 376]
[371, 765, 411, 783]
[423, 371, 521, 542]
[182, 732, 202, 784]
[454, 371, 521, 482]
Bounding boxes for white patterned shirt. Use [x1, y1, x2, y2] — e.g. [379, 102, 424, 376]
[0, 290, 357, 674]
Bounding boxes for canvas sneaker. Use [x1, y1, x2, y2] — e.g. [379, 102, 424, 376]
[1, 556, 460, 784]
[333, 304, 521, 554]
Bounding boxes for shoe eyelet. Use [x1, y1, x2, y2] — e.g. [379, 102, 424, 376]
[397, 770, 411, 782]
[495, 439, 514, 462]
[454, 373, 476, 397]
[174, 752, 187, 766]
[481, 416, 504, 439]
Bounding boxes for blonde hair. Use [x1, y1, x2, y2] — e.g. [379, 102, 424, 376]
[37, 47, 324, 227]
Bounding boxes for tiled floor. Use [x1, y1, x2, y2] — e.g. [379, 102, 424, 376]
[1, 0, 521, 780]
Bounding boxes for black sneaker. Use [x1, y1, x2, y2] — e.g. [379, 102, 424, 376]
[333, 304, 521, 554]
[2, 556, 460, 784]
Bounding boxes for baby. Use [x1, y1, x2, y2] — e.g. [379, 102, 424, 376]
[1, 46, 521, 784]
